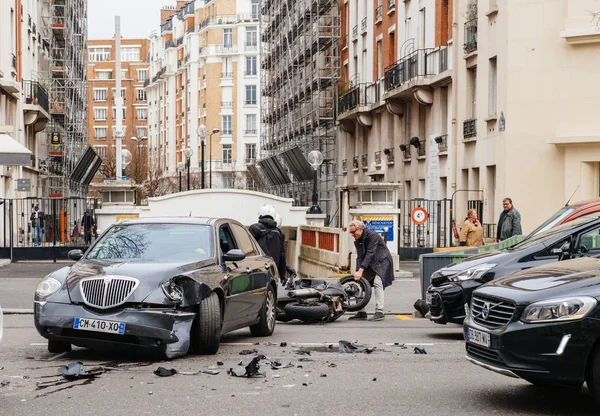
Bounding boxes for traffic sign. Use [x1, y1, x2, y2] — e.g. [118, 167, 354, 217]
[411, 207, 428, 225]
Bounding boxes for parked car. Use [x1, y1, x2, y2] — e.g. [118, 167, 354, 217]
[528, 198, 600, 236]
[463, 256, 600, 404]
[34, 218, 278, 359]
[426, 215, 600, 325]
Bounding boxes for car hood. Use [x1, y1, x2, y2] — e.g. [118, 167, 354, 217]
[475, 257, 600, 304]
[438, 250, 507, 275]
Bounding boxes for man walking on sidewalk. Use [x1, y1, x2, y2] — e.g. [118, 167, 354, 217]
[348, 220, 394, 321]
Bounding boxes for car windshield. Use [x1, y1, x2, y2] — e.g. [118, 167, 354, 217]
[509, 216, 595, 251]
[86, 223, 212, 262]
[528, 207, 575, 237]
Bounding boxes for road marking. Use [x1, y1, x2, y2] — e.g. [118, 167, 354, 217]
[395, 315, 412, 321]
[30, 343, 47, 346]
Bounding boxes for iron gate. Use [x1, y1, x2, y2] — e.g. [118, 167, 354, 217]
[0, 198, 98, 262]
[398, 199, 452, 249]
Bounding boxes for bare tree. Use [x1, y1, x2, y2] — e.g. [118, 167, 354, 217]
[99, 145, 117, 178]
[592, 10, 600, 29]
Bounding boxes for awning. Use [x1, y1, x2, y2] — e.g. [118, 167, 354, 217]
[0, 134, 33, 166]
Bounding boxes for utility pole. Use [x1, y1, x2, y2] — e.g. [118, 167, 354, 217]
[115, 16, 123, 179]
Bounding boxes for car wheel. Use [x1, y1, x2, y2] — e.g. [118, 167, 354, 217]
[283, 301, 330, 322]
[194, 292, 222, 355]
[339, 276, 373, 312]
[250, 286, 276, 336]
[48, 339, 71, 354]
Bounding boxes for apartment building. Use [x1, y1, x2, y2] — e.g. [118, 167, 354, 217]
[453, 0, 600, 234]
[146, 0, 261, 189]
[87, 38, 150, 182]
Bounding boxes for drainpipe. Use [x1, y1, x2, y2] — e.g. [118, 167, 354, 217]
[450, 0, 460, 236]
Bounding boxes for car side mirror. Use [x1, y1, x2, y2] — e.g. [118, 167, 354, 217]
[68, 249, 84, 261]
[223, 249, 245, 262]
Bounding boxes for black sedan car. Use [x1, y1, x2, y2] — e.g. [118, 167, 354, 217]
[464, 256, 600, 404]
[34, 218, 278, 359]
[427, 216, 600, 325]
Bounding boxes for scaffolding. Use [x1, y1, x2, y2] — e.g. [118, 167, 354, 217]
[259, 0, 340, 224]
[41, 0, 90, 197]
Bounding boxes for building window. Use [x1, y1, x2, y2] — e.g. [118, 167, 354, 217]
[245, 85, 257, 105]
[223, 28, 233, 47]
[136, 127, 147, 138]
[112, 107, 126, 120]
[222, 144, 232, 164]
[246, 27, 258, 49]
[245, 56, 257, 75]
[89, 47, 110, 62]
[489, 57, 497, 116]
[121, 47, 140, 62]
[94, 127, 107, 139]
[93, 145, 107, 158]
[245, 114, 257, 134]
[94, 108, 107, 120]
[138, 69, 147, 82]
[137, 107, 147, 120]
[245, 143, 256, 163]
[136, 89, 147, 101]
[111, 88, 126, 99]
[377, 40, 383, 79]
[467, 66, 477, 118]
[96, 70, 111, 80]
[222, 115, 232, 135]
[94, 89, 108, 101]
[251, 0, 260, 19]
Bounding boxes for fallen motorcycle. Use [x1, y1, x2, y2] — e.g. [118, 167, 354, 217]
[276, 274, 372, 323]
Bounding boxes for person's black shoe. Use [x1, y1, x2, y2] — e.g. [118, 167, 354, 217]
[368, 312, 385, 321]
[348, 311, 368, 320]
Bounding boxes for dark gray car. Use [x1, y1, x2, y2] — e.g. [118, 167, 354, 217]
[426, 216, 600, 325]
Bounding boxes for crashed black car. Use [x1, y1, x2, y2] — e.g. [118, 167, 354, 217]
[34, 218, 278, 358]
[427, 216, 600, 325]
[464, 256, 600, 405]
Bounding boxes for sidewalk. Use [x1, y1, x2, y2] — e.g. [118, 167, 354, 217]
[0, 260, 421, 315]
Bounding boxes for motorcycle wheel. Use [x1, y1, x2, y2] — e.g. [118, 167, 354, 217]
[283, 302, 330, 322]
[339, 276, 373, 312]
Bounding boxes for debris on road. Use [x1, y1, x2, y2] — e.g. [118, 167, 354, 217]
[154, 367, 178, 377]
[414, 299, 430, 317]
[59, 362, 103, 380]
[280, 342, 287, 347]
[201, 368, 220, 376]
[414, 346, 427, 355]
[239, 349, 259, 355]
[217, 361, 224, 366]
[228, 356, 265, 378]
[393, 343, 408, 349]
[1, 380, 10, 387]
[339, 340, 375, 354]
[269, 360, 294, 370]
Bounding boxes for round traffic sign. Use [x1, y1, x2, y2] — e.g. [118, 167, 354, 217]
[411, 207, 428, 225]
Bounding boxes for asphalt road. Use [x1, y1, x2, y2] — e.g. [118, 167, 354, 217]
[1, 314, 598, 416]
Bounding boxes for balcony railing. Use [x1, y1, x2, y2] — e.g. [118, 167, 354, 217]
[361, 17, 367, 33]
[384, 48, 436, 92]
[464, 19, 478, 54]
[165, 39, 176, 49]
[221, 72, 233, 78]
[342, 159, 347, 173]
[352, 157, 359, 170]
[244, 129, 257, 135]
[417, 140, 426, 157]
[23, 80, 49, 113]
[11, 53, 16, 69]
[463, 119, 477, 138]
[361, 154, 368, 168]
[375, 6, 383, 23]
[186, 25, 194, 34]
[176, 36, 184, 46]
[439, 45, 449, 73]
[374, 151, 381, 164]
[388, 0, 396, 11]
[245, 99, 257, 105]
[244, 70, 257, 76]
[400, 145, 411, 159]
[352, 25, 358, 40]
[216, 44, 237, 54]
[435, 134, 448, 152]
[338, 82, 380, 114]
[220, 101, 233, 107]
[245, 43, 258, 51]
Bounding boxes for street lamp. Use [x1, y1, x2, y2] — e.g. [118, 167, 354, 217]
[197, 125, 207, 189]
[307, 150, 324, 214]
[177, 161, 185, 192]
[208, 128, 220, 189]
[183, 147, 193, 191]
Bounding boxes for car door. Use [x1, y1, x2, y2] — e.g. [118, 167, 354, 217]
[572, 225, 600, 257]
[230, 223, 268, 318]
[219, 223, 255, 327]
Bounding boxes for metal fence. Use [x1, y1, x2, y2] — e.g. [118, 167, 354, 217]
[0, 198, 98, 261]
[398, 199, 452, 249]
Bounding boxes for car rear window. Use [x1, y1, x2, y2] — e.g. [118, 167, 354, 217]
[511, 216, 596, 250]
[528, 207, 575, 236]
[86, 223, 213, 262]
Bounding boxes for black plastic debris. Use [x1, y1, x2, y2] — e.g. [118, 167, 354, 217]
[280, 342, 288, 347]
[295, 350, 311, 356]
[154, 367, 178, 377]
[1, 380, 10, 387]
[239, 349, 259, 355]
[414, 346, 427, 355]
[270, 360, 294, 370]
[393, 343, 408, 349]
[339, 340, 375, 354]
[228, 356, 265, 378]
[217, 361, 224, 366]
[320, 374, 327, 377]
[59, 362, 103, 380]
[302, 383, 308, 386]
[414, 299, 430, 317]
[373, 378, 377, 382]
[298, 357, 313, 362]
[328, 363, 337, 368]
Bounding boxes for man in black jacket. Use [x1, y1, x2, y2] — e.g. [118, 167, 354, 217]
[348, 220, 394, 321]
[81, 210, 96, 246]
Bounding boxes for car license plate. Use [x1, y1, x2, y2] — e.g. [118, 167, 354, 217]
[467, 327, 490, 348]
[426, 293, 433, 305]
[73, 318, 125, 335]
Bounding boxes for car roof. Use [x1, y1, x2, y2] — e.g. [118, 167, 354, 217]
[114, 217, 233, 226]
[568, 198, 600, 209]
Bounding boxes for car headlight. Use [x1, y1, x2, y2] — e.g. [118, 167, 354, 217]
[448, 263, 496, 282]
[36, 277, 62, 298]
[521, 297, 597, 323]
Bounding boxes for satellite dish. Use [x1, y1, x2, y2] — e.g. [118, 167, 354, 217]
[122, 149, 133, 167]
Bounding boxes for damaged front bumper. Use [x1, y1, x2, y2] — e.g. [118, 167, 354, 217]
[34, 301, 196, 359]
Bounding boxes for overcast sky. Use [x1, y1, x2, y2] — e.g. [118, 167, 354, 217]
[88, 0, 177, 40]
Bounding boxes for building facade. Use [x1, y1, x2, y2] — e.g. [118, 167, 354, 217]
[146, 0, 261, 190]
[87, 38, 150, 183]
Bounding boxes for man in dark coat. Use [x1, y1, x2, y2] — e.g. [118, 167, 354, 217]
[348, 219, 394, 321]
[81, 210, 96, 246]
[497, 197, 522, 242]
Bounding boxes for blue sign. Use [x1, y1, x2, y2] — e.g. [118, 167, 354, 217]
[362, 216, 394, 241]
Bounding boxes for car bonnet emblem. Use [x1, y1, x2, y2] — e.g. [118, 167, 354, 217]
[104, 277, 112, 285]
[481, 302, 490, 320]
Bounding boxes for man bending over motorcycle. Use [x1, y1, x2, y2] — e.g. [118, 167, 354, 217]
[348, 220, 394, 321]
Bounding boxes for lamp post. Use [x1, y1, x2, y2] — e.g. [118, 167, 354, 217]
[208, 128, 220, 188]
[197, 125, 207, 189]
[183, 147, 193, 191]
[307, 150, 324, 214]
[177, 161, 185, 192]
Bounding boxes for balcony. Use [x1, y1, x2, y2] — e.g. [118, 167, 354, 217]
[375, 6, 383, 24]
[176, 36, 184, 46]
[11, 53, 16, 70]
[165, 39, 176, 49]
[352, 25, 358, 40]
[352, 156, 359, 170]
[435, 134, 448, 152]
[342, 159, 347, 173]
[221, 72, 233, 78]
[244, 129, 257, 135]
[388, 0, 396, 12]
[221, 101, 233, 107]
[245, 43, 258, 52]
[161, 19, 173, 34]
[361, 154, 368, 169]
[439, 45, 449, 73]
[384, 148, 394, 163]
[338, 82, 381, 116]
[463, 119, 477, 139]
[464, 19, 478, 54]
[216, 44, 237, 54]
[22, 80, 49, 114]
[361, 17, 367, 33]
[341, 35, 348, 50]
[183, 1, 195, 17]
[384, 48, 436, 92]
[374, 151, 381, 165]
[400, 144, 411, 160]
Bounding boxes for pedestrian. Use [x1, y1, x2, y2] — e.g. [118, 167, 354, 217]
[497, 197, 522, 242]
[81, 209, 96, 247]
[249, 205, 293, 284]
[348, 220, 394, 321]
[459, 209, 484, 247]
[30, 205, 44, 246]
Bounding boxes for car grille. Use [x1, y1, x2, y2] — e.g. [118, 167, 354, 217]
[466, 343, 504, 366]
[471, 294, 516, 329]
[80, 276, 139, 309]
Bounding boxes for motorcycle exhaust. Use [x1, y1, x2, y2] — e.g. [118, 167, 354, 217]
[287, 288, 323, 298]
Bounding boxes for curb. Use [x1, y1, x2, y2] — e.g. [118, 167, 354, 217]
[4, 309, 34, 314]
[0, 259, 11, 268]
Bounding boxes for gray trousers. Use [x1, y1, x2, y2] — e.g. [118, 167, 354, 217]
[358, 275, 384, 314]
